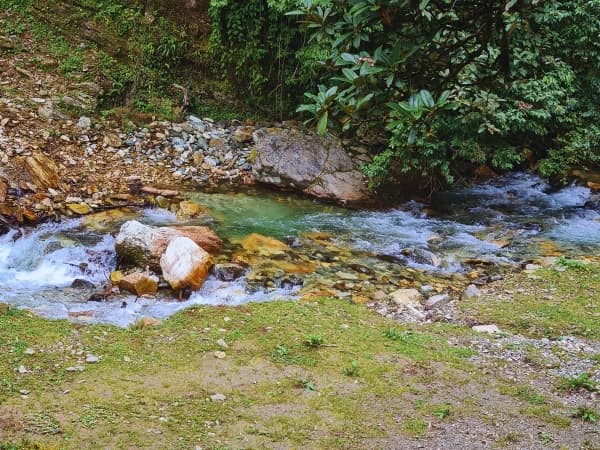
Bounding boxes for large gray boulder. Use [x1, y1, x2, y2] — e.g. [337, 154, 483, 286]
[252, 128, 369, 204]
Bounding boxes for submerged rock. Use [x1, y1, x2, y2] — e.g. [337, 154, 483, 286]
[71, 279, 95, 289]
[240, 233, 290, 257]
[176, 200, 207, 219]
[115, 220, 221, 271]
[160, 237, 213, 291]
[252, 128, 369, 204]
[214, 263, 246, 281]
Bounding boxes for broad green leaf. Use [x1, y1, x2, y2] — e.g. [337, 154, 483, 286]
[317, 111, 329, 135]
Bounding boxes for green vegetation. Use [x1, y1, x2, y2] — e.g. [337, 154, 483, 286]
[0, 298, 484, 448]
[461, 265, 600, 339]
[0, 277, 596, 447]
[571, 406, 599, 424]
[211, 0, 600, 187]
[558, 373, 599, 393]
[3, 0, 599, 187]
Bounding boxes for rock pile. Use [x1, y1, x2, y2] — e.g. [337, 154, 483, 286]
[113, 220, 219, 296]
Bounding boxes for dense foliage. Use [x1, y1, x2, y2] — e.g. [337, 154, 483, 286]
[212, 0, 600, 186]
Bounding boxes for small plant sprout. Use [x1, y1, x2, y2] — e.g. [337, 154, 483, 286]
[304, 334, 324, 348]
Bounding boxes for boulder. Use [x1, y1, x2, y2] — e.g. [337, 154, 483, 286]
[252, 128, 369, 204]
[24, 152, 62, 191]
[160, 237, 213, 291]
[118, 271, 158, 296]
[171, 226, 223, 254]
[115, 220, 222, 271]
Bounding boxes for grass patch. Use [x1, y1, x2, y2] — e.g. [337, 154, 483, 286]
[461, 267, 600, 339]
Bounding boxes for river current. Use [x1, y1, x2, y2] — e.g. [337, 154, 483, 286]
[0, 172, 598, 326]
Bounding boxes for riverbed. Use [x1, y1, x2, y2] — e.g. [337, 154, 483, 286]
[1, 172, 598, 326]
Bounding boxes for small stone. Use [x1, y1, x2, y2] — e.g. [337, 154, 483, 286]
[214, 263, 246, 281]
[67, 203, 91, 215]
[390, 288, 422, 306]
[133, 317, 161, 329]
[462, 284, 481, 299]
[110, 270, 124, 284]
[123, 356, 131, 363]
[372, 290, 387, 301]
[104, 133, 123, 148]
[232, 126, 254, 144]
[214, 351, 226, 359]
[65, 365, 84, 372]
[424, 293, 451, 309]
[77, 116, 91, 129]
[118, 272, 159, 296]
[472, 324, 501, 334]
[336, 271, 359, 281]
[525, 264, 541, 271]
[216, 339, 228, 349]
[210, 393, 226, 402]
[86, 354, 99, 363]
[17, 365, 28, 374]
[71, 279, 95, 289]
[24, 348, 35, 355]
[19, 389, 30, 395]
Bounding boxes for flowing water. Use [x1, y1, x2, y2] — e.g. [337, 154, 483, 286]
[0, 172, 598, 326]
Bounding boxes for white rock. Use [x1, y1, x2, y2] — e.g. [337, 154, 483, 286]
[160, 237, 213, 291]
[462, 284, 481, 299]
[17, 365, 28, 374]
[216, 339, 229, 349]
[214, 351, 226, 359]
[210, 393, 226, 402]
[472, 324, 501, 334]
[85, 354, 99, 363]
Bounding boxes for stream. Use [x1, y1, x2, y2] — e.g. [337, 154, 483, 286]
[0, 172, 599, 326]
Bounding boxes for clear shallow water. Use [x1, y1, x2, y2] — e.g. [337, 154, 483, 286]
[0, 172, 598, 326]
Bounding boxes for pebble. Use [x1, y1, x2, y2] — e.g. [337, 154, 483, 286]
[210, 393, 226, 402]
[214, 351, 226, 359]
[17, 365, 28, 374]
[216, 339, 229, 349]
[65, 365, 84, 372]
[85, 354, 99, 363]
